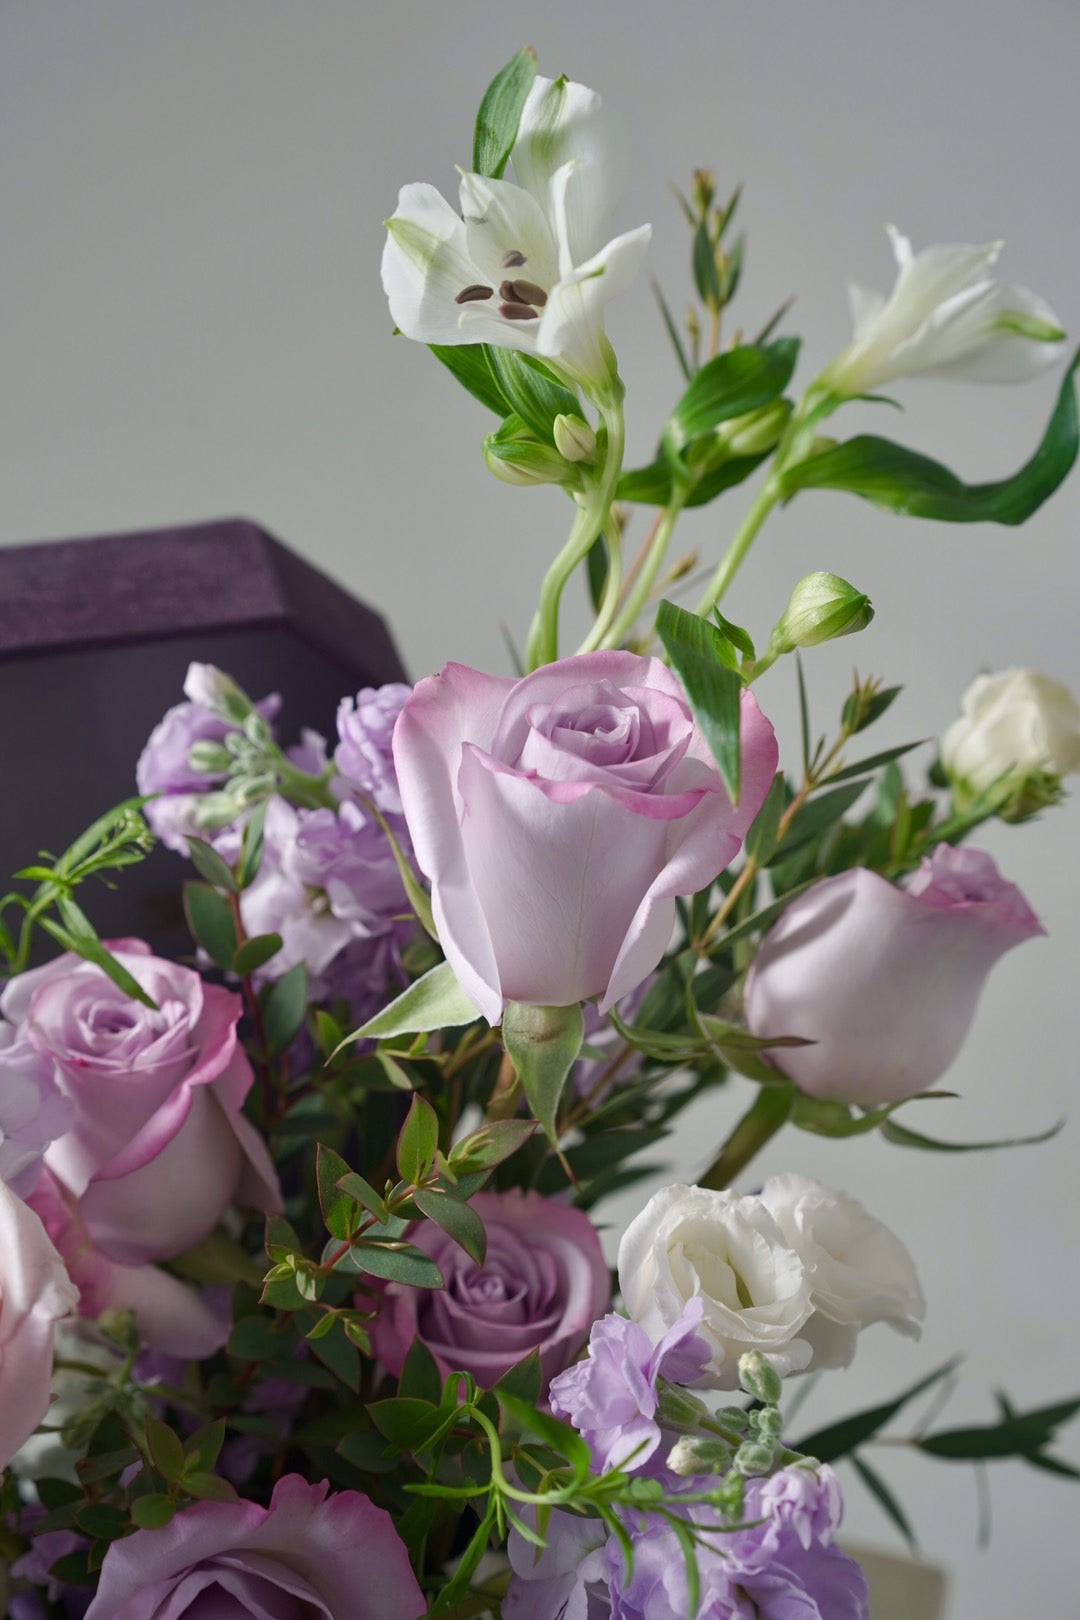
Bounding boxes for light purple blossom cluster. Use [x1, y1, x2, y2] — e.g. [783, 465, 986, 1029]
[506, 1302, 869, 1619]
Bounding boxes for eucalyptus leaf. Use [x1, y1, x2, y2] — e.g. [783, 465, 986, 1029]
[880, 1115, 1063, 1153]
[795, 1358, 963, 1462]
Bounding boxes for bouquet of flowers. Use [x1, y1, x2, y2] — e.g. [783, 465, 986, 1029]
[2, 49, 1079, 1619]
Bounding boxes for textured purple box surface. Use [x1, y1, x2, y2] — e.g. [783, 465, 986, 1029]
[1, 519, 406, 956]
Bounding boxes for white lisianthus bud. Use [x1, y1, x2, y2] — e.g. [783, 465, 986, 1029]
[820, 227, 1065, 398]
[769, 572, 874, 656]
[941, 668, 1080, 820]
[552, 413, 597, 463]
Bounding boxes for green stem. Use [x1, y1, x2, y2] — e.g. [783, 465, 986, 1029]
[526, 395, 626, 670]
[698, 1082, 795, 1190]
[694, 474, 782, 619]
[275, 759, 338, 810]
[592, 483, 691, 651]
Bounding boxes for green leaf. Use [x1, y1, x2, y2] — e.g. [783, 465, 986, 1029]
[74, 1501, 129, 1541]
[183, 881, 238, 969]
[368, 1396, 444, 1449]
[692, 218, 722, 307]
[317, 1143, 358, 1241]
[849, 1454, 917, 1549]
[447, 1118, 538, 1174]
[429, 344, 512, 415]
[183, 1418, 227, 1474]
[825, 741, 922, 783]
[396, 1093, 440, 1185]
[493, 1348, 543, 1409]
[918, 1396, 1080, 1461]
[497, 1392, 591, 1481]
[501, 1000, 584, 1147]
[309, 1318, 362, 1392]
[129, 1495, 175, 1530]
[745, 772, 785, 863]
[671, 339, 799, 445]
[656, 599, 743, 800]
[183, 1471, 239, 1502]
[344, 960, 479, 1045]
[880, 1115, 1064, 1154]
[237, 801, 267, 888]
[775, 779, 871, 858]
[780, 349, 1080, 522]
[336, 1170, 389, 1223]
[485, 348, 580, 443]
[473, 46, 538, 178]
[335, 1242, 444, 1289]
[795, 1358, 963, 1462]
[38, 912, 158, 1009]
[232, 932, 283, 976]
[414, 1188, 487, 1264]
[186, 837, 239, 892]
[261, 963, 308, 1057]
[399, 1338, 443, 1406]
[651, 275, 692, 380]
[228, 1315, 283, 1361]
[617, 447, 769, 508]
[146, 1417, 186, 1484]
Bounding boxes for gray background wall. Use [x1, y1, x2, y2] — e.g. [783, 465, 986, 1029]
[2, 3, 1078, 1614]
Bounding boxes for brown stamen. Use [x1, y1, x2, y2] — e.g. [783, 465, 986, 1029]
[499, 280, 530, 305]
[455, 284, 494, 304]
[508, 279, 547, 308]
[502, 250, 527, 268]
[499, 302, 539, 321]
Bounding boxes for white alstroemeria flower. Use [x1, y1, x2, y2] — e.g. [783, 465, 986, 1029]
[821, 226, 1065, 398]
[381, 75, 651, 394]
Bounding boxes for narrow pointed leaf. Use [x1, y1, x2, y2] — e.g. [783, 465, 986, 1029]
[794, 1357, 963, 1462]
[342, 961, 480, 1047]
[880, 1116, 1063, 1153]
[849, 1454, 918, 1549]
[473, 47, 538, 178]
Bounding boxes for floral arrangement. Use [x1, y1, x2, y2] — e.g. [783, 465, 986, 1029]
[2, 49, 1079, 1619]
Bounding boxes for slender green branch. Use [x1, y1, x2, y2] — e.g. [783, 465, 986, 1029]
[592, 483, 691, 651]
[694, 474, 782, 619]
[698, 1082, 795, 1190]
[526, 396, 626, 670]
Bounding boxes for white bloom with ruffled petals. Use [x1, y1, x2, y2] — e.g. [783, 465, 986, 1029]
[381, 75, 651, 393]
[822, 226, 1065, 397]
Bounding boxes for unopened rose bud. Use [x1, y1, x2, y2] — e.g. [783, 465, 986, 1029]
[552, 413, 597, 463]
[666, 1434, 734, 1476]
[769, 572, 874, 656]
[738, 1350, 783, 1406]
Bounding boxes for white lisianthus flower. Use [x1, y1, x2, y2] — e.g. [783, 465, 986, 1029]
[759, 1174, 925, 1370]
[942, 668, 1080, 815]
[821, 226, 1065, 398]
[381, 75, 651, 395]
[617, 1183, 815, 1390]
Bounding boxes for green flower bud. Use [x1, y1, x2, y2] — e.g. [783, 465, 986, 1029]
[666, 1434, 735, 1477]
[768, 571, 874, 656]
[721, 399, 793, 458]
[656, 1382, 711, 1430]
[483, 432, 578, 488]
[187, 740, 234, 776]
[738, 1350, 784, 1406]
[734, 1439, 777, 1476]
[552, 413, 597, 463]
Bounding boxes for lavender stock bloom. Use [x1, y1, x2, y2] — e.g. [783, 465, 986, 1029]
[335, 683, 414, 815]
[549, 1301, 709, 1473]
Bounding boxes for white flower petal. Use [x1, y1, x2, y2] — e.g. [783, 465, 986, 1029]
[513, 75, 628, 264]
[458, 170, 560, 291]
[537, 223, 652, 382]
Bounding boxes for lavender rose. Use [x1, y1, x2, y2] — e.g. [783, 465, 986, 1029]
[744, 844, 1044, 1103]
[393, 651, 778, 1024]
[2, 940, 281, 1265]
[0, 1181, 79, 1470]
[372, 1190, 609, 1389]
[0, 1026, 73, 1197]
[83, 1474, 424, 1620]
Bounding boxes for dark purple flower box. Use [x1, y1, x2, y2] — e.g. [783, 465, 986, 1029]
[0, 519, 406, 957]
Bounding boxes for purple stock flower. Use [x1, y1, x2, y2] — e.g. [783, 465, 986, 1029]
[0, 1025, 74, 1197]
[549, 1301, 709, 1472]
[335, 683, 414, 815]
[136, 680, 281, 854]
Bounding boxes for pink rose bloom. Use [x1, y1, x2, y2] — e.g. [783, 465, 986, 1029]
[744, 845, 1044, 1103]
[84, 1474, 424, 1620]
[372, 1189, 609, 1390]
[0, 1180, 79, 1469]
[393, 651, 778, 1024]
[2, 940, 281, 1266]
